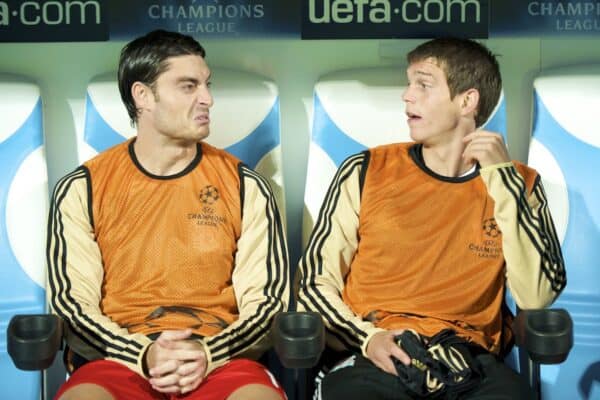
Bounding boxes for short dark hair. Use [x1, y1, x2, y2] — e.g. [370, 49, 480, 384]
[407, 38, 501, 128]
[118, 30, 206, 126]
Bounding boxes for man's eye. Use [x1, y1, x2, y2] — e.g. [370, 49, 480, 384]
[207, 81, 212, 88]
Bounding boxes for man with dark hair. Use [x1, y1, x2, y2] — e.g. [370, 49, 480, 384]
[49, 30, 288, 400]
[298, 37, 566, 399]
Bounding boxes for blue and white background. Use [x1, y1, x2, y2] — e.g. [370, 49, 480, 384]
[0, 75, 49, 399]
[528, 66, 600, 400]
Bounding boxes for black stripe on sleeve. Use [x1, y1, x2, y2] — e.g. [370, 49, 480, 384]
[300, 153, 370, 351]
[47, 167, 142, 364]
[497, 167, 566, 293]
[205, 166, 287, 362]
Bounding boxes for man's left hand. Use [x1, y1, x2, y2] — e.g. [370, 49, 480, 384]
[462, 130, 510, 168]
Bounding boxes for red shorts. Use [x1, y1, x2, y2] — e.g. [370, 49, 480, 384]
[54, 358, 286, 400]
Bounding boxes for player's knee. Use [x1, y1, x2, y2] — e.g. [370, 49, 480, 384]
[226, 383, 285, 400]
[58, 383, 115, 400]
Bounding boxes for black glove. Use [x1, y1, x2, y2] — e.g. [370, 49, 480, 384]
[392, 329, 483, 398]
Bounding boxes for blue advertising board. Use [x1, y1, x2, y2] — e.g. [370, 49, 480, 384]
[0, 0, 109, 41]
[491, 0, 600, 36]
[108, 0, 298, 40]
[0, 0, 599, 42]
[302, 0, 490, 39]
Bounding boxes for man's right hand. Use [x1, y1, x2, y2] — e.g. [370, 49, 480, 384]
[366, 330, 411, 375]
[145, 329, 208, 394]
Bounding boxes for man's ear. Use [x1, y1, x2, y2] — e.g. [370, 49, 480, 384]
[131, 81, 152, 113]
[459, 88, 480, 117]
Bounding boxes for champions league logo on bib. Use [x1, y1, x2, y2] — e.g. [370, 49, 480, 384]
[188, 185, 226, 227]
[482, 218, 501, 238]
[467, 218, 502, 259]
[199, 185, 220, 205]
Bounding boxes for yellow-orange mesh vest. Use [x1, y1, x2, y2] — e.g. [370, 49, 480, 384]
[343, 143, 537, 353]
[84, 140, 242, 338]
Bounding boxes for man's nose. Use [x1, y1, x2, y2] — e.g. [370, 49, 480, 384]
[402, 86, 413, 103]
[198, 86, 213, 108]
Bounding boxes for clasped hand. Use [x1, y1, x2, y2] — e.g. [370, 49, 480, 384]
[145, 329, 207, 394]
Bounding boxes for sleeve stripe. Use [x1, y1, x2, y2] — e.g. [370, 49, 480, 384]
[500, 168, 565, 281]
[46, 168, 109, 356]
[532, 181, 566, 291]
[206, 166, 288, 362]
[296, 296, 360, 349]
[497, 167, 566, 292]
[207, 166, 287, 360]
[532, 181, 562, 264]
[300, 153, 369, 349]
[47, 167, 143, 363]
[498, 167, 564, 290]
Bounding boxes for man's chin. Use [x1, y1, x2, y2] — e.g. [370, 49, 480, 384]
[409, 130, 423, 142]
[194, 129, 210, 142]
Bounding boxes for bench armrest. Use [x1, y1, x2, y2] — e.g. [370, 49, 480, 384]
[7, 314, 63, 370]
[512, 308, 573, 364]
[272, 312, 325, 369]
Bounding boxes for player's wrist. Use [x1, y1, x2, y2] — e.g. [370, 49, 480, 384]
[142, 343, 153, 377]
